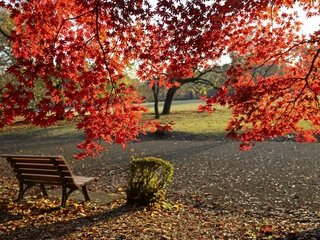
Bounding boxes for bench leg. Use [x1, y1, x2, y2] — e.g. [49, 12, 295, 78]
[61, 186, 91, 207]
[17, 182, 25, 201]
[39, 184, 48, 197]
[17, 182, 34, 201]
[61, 186, 77, 207]
[61, 186, 67, 207]
[81, 185, 90, 201]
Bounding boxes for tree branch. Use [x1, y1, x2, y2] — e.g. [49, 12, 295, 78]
[95, 0, 115, 87]
[194, 78, 220, 89]
[305, 48, 320, 83]
[0, 27, 10, 39]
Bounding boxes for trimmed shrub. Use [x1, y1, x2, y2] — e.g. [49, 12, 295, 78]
[126, 157, 174, 206]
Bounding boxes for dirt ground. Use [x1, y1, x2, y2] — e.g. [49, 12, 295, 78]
[1, 128, 320, 239]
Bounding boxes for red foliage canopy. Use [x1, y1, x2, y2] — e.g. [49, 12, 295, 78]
[0, 0, 319, 157]
[201, 1, 320, 149]
[0, 0, 152, 158]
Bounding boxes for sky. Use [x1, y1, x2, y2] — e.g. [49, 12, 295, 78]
[297, 11, 320, 36]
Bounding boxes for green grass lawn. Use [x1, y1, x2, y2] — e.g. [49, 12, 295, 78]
[151, 110, 231, 135]
[146, 100, 231, 135]
[5, 99, 311, 139]
[1, 100, 231, 137]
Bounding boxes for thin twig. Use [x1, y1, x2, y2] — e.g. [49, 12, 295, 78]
[0, 27, 10, 39]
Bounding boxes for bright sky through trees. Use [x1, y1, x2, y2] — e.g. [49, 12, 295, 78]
[297, 10, 320, 35]
[149, 0, 319, 35]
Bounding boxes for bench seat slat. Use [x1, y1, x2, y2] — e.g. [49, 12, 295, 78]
[19, 168, 72, 176]
[23, 179, 75, 186]
[14, 163, 70, 171]
[21, 174, 74, 183]
[23, 179, 64, 185]
[2, 154, 62, 159]
[8, 158, 66, 164]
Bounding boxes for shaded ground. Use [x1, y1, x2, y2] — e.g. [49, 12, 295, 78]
[1, 126, 320, 239]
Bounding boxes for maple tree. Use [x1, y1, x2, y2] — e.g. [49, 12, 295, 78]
[0, 0, 152, 158]
[0, 0, 319, 158]
[200, 1, 320, 150]
[160, 66, 226, 116]
[0, 9, 13, 72]
[136, 0, 233, 115]
[0, 8, 15, 92]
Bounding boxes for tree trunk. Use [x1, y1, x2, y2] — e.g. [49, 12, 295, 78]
[152, 83, 160, 119]
[162, 86, 178, 115]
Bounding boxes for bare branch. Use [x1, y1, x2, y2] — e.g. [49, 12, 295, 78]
[52, 7, 96, 49]
[95, 0, 115, 88]
[305, 48, 320, 82]
[252, 39, 320, 78]
[194, 78, 220, 89]
[0, 27, 10, 39]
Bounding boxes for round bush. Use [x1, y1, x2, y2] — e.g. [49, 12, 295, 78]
[126, 157, 174, 206]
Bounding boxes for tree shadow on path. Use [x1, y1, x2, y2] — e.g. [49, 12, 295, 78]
[283, 228, 320, 240]
[0, 203, 136, 240]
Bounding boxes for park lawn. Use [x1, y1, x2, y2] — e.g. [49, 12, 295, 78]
[0, 101, 232, 138]
[146, 101, 232, 136]
[0, 99, 315, 141]
[0, 118, 78, 138]
[154, 109, 231, 136]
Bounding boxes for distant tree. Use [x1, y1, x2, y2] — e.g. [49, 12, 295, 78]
[0, 8, 14, 89]
[151, 77, 161, 119]
[161, 65, 228, 115]
[0, 9, 13, 71]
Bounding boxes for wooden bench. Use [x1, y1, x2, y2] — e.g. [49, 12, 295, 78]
[1, 154, 98, 207]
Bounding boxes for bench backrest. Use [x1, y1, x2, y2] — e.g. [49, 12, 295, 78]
[2, 154, 76, 186]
